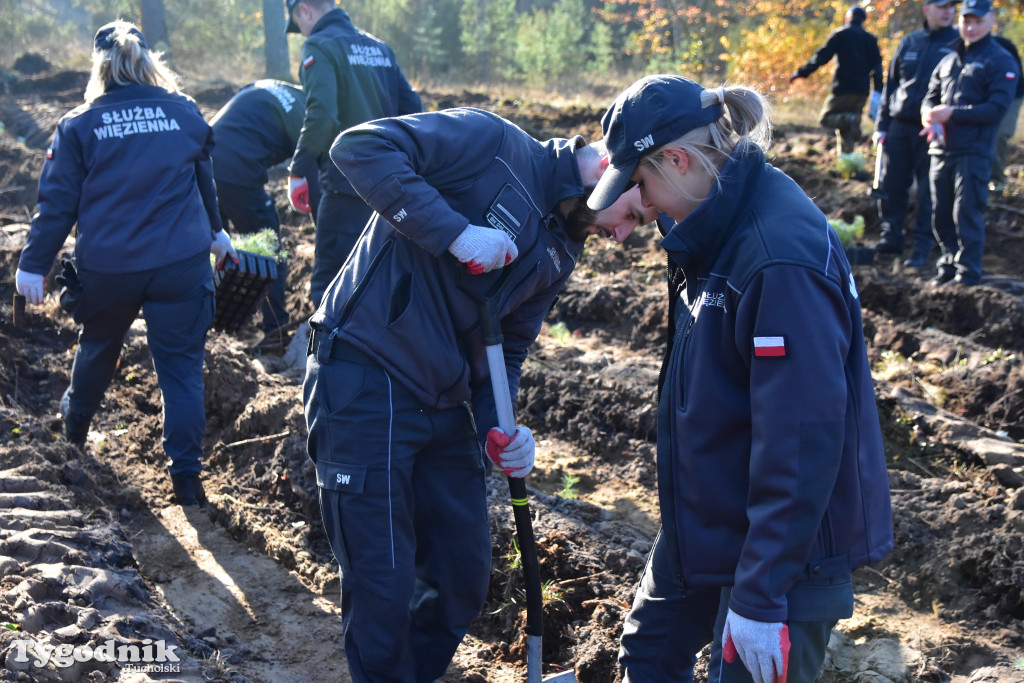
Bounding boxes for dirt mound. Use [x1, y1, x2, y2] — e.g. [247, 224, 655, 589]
[1, 62, 1024, 682]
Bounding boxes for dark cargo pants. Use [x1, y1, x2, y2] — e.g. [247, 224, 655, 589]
[303, 341, 491, 683]
[620, 529, 840, 682]
[64, 250, 213, 475]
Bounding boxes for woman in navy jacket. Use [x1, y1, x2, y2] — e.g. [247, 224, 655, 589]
[587, 75, 894, 683]
[15, 20, 236, 505]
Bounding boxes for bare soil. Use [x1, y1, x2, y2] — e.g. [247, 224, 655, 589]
[1, 60, 1023, 682]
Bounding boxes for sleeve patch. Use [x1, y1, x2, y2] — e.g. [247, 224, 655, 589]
[753, 335, 787, 358]
[1007, 72, 1017, 81]
[303, 55, 315, 69]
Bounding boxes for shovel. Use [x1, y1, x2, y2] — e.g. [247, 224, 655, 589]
[458, 265, 577, 683]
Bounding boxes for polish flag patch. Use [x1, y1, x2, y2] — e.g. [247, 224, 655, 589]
[303, 55, 315, 69]
[1007, 72, 1017, 81]
[753, 335, 787, 358]
[46, 147, 53, 159]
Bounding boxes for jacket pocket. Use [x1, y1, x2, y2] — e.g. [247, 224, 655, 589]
[316, 460, 368, 494]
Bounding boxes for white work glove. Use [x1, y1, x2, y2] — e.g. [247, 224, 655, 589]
[288, 176, 312, 214]
[485, 426, 535, 478]
[872, 130, 886, 147]
[448, 223, 518, 275]
[722, 608, 790, 683]
[15, 268, 45, 305]
[868, 91, 882, 121]
[211, 230, 238, 269]
[920, 123, 945, 145]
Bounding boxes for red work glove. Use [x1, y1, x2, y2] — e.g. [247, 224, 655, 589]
[288, 176, 312, 214]
[920, 123, 945, 145]
[485, 427, 535, 478]
[722, 608, 790, 683]
[448, 224, 517, 274]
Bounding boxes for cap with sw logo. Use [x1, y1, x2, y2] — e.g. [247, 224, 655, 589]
[587, 75, 725, 211]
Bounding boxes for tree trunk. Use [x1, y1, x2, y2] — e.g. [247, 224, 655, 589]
[139, 0, 172, 62]
[263, 0, 292, 80]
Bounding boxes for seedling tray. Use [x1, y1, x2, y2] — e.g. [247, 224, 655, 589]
[212, 250, 277, 332]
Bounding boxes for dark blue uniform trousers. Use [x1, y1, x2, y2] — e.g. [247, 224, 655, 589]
[64, 250, 213, 475]
[876, 119, 934, 258]
[620, 529, 838, 682]
[215, 179, 289, 332]
[309, 190, 374, 308]
[303, 347, 491, 683]
[930, 153, 990, 283]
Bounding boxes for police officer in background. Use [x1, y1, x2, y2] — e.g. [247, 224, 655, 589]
[922, 0, 1018, 286]
[15, 20, 236, 505]
[790, 5, 884, 156]
[872, 0, 959, 267]
[210, 79, 310, 349]
[990, 32, 1024, 192]
[284, 0, 421, 306]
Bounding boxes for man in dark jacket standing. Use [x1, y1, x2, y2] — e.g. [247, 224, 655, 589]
[284, 0, 421, 306]
[210, 79, 308, 346]
[922, 0, 1017, 286]
[872, 0, 958, 266]
[304, 107, 655, 682]
[791, 5, 884, 155]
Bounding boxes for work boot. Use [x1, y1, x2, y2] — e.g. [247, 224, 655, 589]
[929, 266, 957, 287]
[170, 473, 206, 506]
[60, 390, 89, 448]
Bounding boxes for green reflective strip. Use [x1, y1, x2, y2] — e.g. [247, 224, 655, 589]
[510, 497, 528, 506]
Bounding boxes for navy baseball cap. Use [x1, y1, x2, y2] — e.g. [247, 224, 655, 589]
[925, 0, 957, 6]
[960, 0, 992, 15]
[285, 0, 301, 33]
[587, 75, 725, 211]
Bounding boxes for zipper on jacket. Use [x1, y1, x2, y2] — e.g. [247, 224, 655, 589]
[333, 238, 395, 329]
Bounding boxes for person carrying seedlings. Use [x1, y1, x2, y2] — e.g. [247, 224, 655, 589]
[586, 74, 894, 683]
[14, 20, 237, 506]
[284, 0, 421, 307]
[303, 106, 656, 683]
[871, 0, 959, 267]
[921, 0, 1018, 286]
[790, 5, 884, 157]
[210, 79, 309, 350]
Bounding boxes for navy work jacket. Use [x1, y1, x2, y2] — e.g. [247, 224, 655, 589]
[211, 80, 305, 187]
[796, 22, 883, 96]
[20, 82, 219, 275]
[878, 23, 957, 130]
[924, 34, 1018, 156]
[314, 108, 586, 440]
[657, 143, 894, 625]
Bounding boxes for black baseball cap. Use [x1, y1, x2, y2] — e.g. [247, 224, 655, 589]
[285, 0, 301, 34]
[587, 75, 725, 211]
[925, 0, 957, 6]
[960, 0, 992, 15]
[94, 21, 148, 51]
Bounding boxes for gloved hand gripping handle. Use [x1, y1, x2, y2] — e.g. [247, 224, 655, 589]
[458, 264, 544, 683]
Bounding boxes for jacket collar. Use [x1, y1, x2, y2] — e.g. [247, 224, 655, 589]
[311, 8, 354, 35]
[659, 141, 766, 273]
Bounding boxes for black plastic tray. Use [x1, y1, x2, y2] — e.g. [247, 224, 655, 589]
[211, 250, 277, 332]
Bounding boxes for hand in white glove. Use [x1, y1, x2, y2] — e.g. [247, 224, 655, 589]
[288, 176, 312, 214]
[868, 91, 882, 121]
[211, 230, 238, 269]
[872, 130, 886, 147]
[485, 426, 535, 478]
[448, 224, 518, 275]
[722, 609, 790, 683]
[920, 123, 945, 145]
[15, 268, 45, 304]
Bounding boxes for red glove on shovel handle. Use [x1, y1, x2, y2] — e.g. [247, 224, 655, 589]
[485, 427, 535, 478]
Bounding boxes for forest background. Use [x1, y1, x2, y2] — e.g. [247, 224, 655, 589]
[6, 0, 1024, 105]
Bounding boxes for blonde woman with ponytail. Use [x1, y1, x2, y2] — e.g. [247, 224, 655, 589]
[588, 75, 894, 683]
[16, 20, 237, 506]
